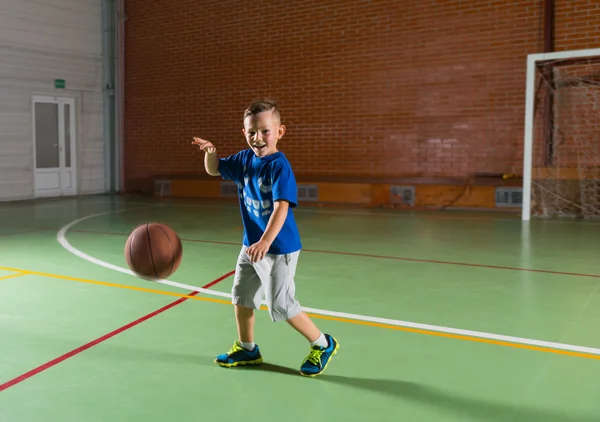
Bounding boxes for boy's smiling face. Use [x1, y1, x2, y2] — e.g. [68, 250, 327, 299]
[242, 109, 286, 157]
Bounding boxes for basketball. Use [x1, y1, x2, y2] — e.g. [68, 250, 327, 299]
[124, 223, 183, 280]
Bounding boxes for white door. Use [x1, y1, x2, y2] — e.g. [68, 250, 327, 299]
[32, 96, 77, 197]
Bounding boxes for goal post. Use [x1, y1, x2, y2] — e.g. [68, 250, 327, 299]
[522, 47, 600, 220]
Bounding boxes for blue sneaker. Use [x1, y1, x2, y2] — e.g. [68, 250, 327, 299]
[214, 341, 263, 367]
[300, 334, 339, 377]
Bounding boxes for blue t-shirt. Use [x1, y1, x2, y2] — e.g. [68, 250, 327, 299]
[218, 149, 302, 254]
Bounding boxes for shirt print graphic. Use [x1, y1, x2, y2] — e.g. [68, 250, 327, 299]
[239, 165, 273, 218]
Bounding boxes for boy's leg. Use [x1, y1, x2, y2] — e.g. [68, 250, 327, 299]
[253, 251, 303, 322]
[254, 251, 339, 377]
[214, 246, 264, 367]
[286, 311, 321, 342]
[235, 304, 255, 344]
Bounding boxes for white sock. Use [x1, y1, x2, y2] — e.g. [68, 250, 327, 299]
[310, 333, 328, 348]
[240, 341, 255, 351]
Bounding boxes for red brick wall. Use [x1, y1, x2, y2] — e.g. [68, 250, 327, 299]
[123, 0, 600, 192]
[555, 0, 600, 50]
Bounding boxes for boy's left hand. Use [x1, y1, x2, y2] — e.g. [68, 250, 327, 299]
[246, 240, 271, 262]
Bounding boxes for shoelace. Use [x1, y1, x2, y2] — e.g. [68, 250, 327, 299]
[228, 342, 244, 355]
[306, 348, 324, 366]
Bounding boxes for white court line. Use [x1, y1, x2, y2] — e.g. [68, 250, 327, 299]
[56, 205, 232, 299]
[55, 205, 600, 357]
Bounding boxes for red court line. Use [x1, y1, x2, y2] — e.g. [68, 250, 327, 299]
[8, 226, 600, 279]
[302, 249, 600, 279]
[0, 270, 234, 393]
[174, 238, 600, 279]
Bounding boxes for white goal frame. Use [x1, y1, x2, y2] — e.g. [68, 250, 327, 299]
[522, 47, 600, 220]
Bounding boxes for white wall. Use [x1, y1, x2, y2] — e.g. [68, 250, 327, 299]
[0, 0, 105, 201]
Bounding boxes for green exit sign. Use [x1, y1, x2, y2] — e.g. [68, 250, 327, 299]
[54, 79, 65, 89]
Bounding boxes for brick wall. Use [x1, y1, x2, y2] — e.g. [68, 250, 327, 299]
[555, 0, 600, 50]
[123, 0, 600, 192]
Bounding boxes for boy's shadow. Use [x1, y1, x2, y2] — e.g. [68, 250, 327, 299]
[252, 362, 299, 376]
[255, 363, 596, 422]
[95, 348, 596, 422]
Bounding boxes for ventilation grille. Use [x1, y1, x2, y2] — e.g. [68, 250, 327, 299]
[154, 180, 171, 196]
[495, 187, 523, 207]
[298, 184, 318, 202]
[390, 185, 415, 206]
[220, 181, 239, 197]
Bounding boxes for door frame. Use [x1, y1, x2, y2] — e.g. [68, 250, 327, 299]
[32, 95, 77, 198]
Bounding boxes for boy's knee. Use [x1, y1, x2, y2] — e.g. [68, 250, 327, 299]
[231, 276, 262, 309]
[266, 298, 302, 322]
[232, 295, 260, 310]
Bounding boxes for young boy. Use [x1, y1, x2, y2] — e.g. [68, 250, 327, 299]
[191, 99, 338, 377]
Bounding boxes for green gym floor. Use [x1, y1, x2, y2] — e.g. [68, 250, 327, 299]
[1, 195, 600, 421]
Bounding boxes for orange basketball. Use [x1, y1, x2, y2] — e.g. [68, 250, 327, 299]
[125, 223, 183, 280]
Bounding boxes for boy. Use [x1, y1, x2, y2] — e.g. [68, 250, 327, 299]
[191, 99, 339, 377]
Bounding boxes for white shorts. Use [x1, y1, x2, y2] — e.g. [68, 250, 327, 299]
[231, 246, 303, 322]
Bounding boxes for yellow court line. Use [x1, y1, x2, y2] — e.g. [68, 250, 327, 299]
[2, 265, 600, 361]
[0, 272, 26, 281]
[0, 266, 232, 306]
[305, 313, 600, 361]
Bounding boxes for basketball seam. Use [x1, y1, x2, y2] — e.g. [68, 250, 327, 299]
[155, 224, 175, 277]
[146, 223, 158, 279]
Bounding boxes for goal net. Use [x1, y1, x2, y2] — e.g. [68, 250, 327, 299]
[523, 48, 600, 220]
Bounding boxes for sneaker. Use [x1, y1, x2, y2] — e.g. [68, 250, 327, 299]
[299, 334, 339, 377]
[214, 340, 263, 367]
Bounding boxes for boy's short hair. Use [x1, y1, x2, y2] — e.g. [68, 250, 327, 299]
[244, 99, 281, 122]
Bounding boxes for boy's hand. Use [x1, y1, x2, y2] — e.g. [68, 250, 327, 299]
[192, 137, 216, 153]
[246, 240, 271, 262]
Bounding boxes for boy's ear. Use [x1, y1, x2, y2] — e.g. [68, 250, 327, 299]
[241, 128, 246, 137]
[278, 124, 286, 139]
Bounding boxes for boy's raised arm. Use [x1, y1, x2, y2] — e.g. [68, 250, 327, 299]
[192, 137, 220, 176]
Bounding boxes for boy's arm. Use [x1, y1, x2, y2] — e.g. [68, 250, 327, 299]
[261, 200, 289, 245]
[192, 137, 220, 176]
[246, 200, 289, 262]
[204, 151, 220, 176]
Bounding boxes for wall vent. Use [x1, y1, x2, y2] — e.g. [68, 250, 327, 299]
[495, 187, 523, 207]
[298, 184, 318, 202]
[390, 185, 415, 206]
